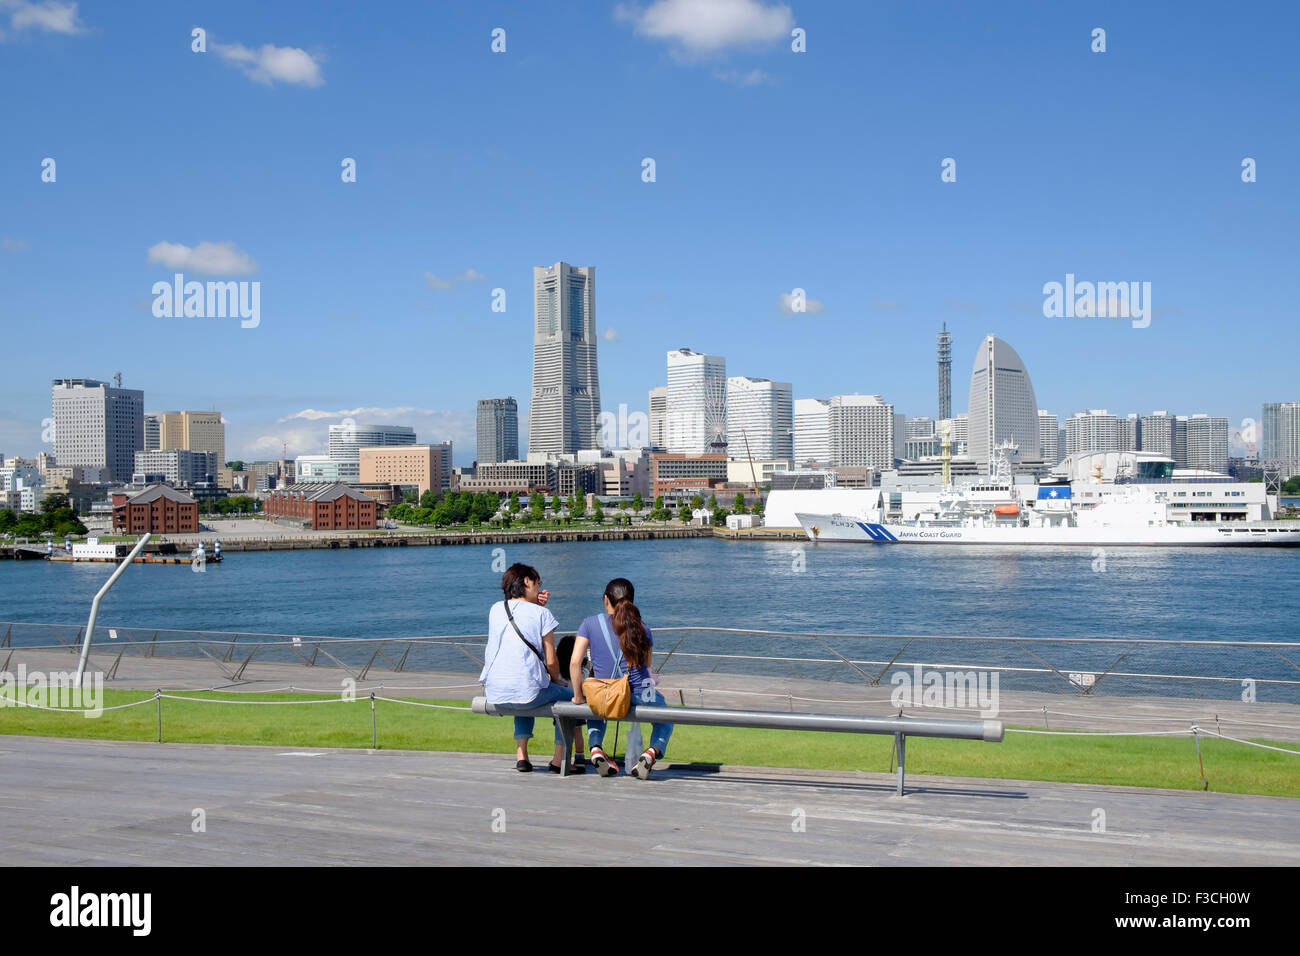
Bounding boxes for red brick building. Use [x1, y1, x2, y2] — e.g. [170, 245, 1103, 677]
[264, 484, 378, 530]
[112, 484, 200, 534]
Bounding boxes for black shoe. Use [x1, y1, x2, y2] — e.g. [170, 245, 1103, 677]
[548, 761, 586, 774]
[516, 759, 533, 773]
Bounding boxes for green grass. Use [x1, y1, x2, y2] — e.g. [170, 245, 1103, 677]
[1, 689, 1295, 797]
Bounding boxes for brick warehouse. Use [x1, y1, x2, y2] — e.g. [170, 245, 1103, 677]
[264, 483, 378, 530]
[112, 484, 200, 534]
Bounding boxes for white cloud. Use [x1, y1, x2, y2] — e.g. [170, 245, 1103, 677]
[147, 240, 259, 276]
[212, 40, 325, 87]
[0, 1, 85, 36]
[424, 268, 484, 290]
[712, 67, 770, 86]
[617, 0, 794, 55]
[776, 292, 824, 314]
[279, 406, 443, 423]
[602, 327, 621, 342]
[1, 237, 29, 251]
[234, 406, 477, 461]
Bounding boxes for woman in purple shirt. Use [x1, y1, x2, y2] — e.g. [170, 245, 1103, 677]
[569, 578, 673, 779]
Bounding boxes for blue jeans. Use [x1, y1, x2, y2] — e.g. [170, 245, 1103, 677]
[504, 683, 573, 743]
[587, 689, 673, 756]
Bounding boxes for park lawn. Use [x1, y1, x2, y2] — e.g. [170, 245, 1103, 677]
[0, 689, 1295, 798]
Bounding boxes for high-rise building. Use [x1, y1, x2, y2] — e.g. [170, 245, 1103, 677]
[1065, 410, 1121, 457]
[328, 424, 415, 463]
[359, 445, 443, 496]
[1185, 415, 1229, 474]
[1261, 403, 1281, 461]
[145, 411, 225, 464]
[132, 449, 217, 486]
[794, 398, 830, 465]
[1173, 417, 1188, 468]
[829, 394, 894, 470]
[476, 398, 519, 465]
[967, 336, 1041, 472]
[1119, 413, 1140, 452]
[1038, 411, 1060, 466]
[1140, 411, 1177, 458]
[666, 349, 727, 454]
[648, 387, 668, 451]
[1277, 403, 1300, 471]
[52, 378, 144, 482]
[433, 440, 453, 491]
[893, 413, 906, 466]
[144, 413, 162, 451]
[725, 377, 793, 460]
[906, 417, 936, 440]
[938, 414, 970, 456]
[529, 262, 600, 455]
[937, 323, 952, 421]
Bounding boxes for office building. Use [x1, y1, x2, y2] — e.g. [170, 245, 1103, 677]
[477, 398, 519, 465]
[666, 349, 727, 454]
[132, 449, 217, 486]
[359, 445, 443, 496]
[148, 411, 226, 466]
[725, 377, 793, 460]
[1038, 411, 1060, 466]
[829, 394, 894, 471]
[649, 452, 728, 497]
[52, 377, 144, 482]
[1120, 413, 1140, 452]
[1065, 410, 1121, 457]
[529, 262, 601, 455]
[1140, 411, 1177, 458]
[1173, 416, 1188, 468]
[907, 417, 937, 440]
[648, 387, 668, 450]
[794, 398, 830, 465]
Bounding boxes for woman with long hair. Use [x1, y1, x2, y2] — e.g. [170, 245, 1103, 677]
[569, 577, 673, 779]
[479, 562, 584, 773]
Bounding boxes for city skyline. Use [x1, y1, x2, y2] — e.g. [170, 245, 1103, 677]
[3, 3, 1298, 464]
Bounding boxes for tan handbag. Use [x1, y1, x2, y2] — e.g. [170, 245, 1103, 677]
[583, 675, 631, 718]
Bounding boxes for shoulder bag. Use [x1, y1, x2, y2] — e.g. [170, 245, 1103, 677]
[582, 614, 631, 718]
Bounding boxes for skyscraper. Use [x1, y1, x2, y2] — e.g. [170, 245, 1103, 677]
[1119, 413, 1140, 452]
[52, 377, 144, 482]
[150, 411, 225, 466]
[967, 336, 1041, 473]
[1038, 411, 1060, 465]
[1185, 415, 1229, 473]
[1065, 410, 1121, 457]
[937, 323, 952, 421]
[1140, 411, 1176, 458]
[529, 262, 600, 455]
[1261, 403, 1281, 461]
[477, 398, 519, 464]
[726, 377, 793, 460]
[648, 387, 668, 451]
[794, 398, 830, 465]
[829, 394, 894, 470]
[666, 349, 727, 454]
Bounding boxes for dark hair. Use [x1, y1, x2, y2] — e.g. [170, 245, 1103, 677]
[501, 563, 540, 599]
[556, 634, 586, 677]
[605, 578, 650, 669]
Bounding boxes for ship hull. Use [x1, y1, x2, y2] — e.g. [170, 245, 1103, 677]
[795, 514, 1300, 547]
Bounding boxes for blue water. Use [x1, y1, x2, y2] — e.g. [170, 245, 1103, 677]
[2, 540, 1297, 699]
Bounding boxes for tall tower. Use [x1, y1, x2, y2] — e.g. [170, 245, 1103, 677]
[529, 262, 600, 455]
[967, 336, 1041, 474]
[937, 323, 952, 421]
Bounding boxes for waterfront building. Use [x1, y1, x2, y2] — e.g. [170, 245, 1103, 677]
[1185, 415, 1229, 474]
[148, 411, 225, 466]
[264, 483, 377, 530]
[112, 484, 199, 534]
[1261, 402, 1281, 461]
[967, 336, 1041, 473]
[794, 398, 830, 465]
[725, 377, 793, 460]
[296, 455, 351, 483]
[1173, 416, 1189, 468]
[131, 449, 217, 487]
[359, 445, 443, 496]
[828, 394, 894, 471]
[327, 423, 415, 463]
[52, 377, 144, 482]
[649, 452, 728, 497]
[648, 387, 668, 451]
[144, 413, 161, 451]
[529, 262, 601, 455]
[893, 413, 906, 466]
[726, 457, 795, 489]
[667, 349, 727, 454]
[1038, 411, 1060, 466]
[476, 398, 519, 465]
[1262, 402, 1300, 471]
[1119, 413, 1140, 452]
[433, 440, 453, 491]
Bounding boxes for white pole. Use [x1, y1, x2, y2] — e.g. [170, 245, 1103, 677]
[74, 533, 150, 688]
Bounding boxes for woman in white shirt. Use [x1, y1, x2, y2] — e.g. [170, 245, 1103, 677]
[479, 563, 584, 773]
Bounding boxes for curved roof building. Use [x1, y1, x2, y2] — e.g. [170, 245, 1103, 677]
[967, 335, 1041, 473]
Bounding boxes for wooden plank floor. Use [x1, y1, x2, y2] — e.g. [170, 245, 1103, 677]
[1, 736, 1296, 866]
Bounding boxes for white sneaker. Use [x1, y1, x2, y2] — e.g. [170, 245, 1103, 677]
[631, 748, 658, 780]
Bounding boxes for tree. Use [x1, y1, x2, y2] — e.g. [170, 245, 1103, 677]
[711, 507, 728, 527]
[733, 493, 746, 514]
[402, 488, 419, 504]
[40, 493, 69, 514]
[632, 492, 643, 512]
[420, 489, 439, 510]
[569, 496, 586, 520]
[15, 514, 44, 538]
[226, 460, 244, 471]
[0, 509, 15, 533]
[619, 500, 628, 510]
[707, 494, 717, 510]
[654, 495, 664, 511]
[680, 504, 693, 523]
[690, 494, 705, 511]
[509, 491, 521, 513]
[552, 495, 563, 511]
[592, 503, 604, 524]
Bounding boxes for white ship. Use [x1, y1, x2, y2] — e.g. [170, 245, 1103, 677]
[776, 450, 1300, 548]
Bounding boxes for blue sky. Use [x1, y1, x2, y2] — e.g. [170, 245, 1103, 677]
[2, 0, 1296, 463]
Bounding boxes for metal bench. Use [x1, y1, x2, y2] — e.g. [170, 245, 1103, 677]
[471, 697, 1004, 795]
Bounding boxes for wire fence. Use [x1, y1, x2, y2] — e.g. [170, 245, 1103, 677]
[3, 620, 1298, 705]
